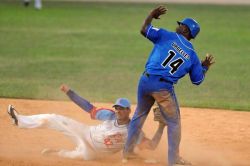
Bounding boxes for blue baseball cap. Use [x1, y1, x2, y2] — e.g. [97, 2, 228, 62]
[113, 98, 131, 108]
[177, 18, 200, 39]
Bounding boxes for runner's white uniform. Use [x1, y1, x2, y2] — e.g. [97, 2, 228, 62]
[16, 110, 131, 160]
[15, 90, 144, 160]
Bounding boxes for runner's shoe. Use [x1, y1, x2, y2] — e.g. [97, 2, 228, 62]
[7, 105, 18, 125]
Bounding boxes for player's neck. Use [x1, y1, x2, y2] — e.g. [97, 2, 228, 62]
[117, 118, 130, 125]
[181, 33, 191, 41]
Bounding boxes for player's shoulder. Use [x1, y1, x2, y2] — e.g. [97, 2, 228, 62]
[158, 28, 176, 40]
[175, 33, 197, 52]
[160, 28, 174, 35]
[91, 108, 116, 120]
[150, 25, 173, 34]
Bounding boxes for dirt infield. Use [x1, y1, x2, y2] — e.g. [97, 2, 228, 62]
[0, 98, 250, 166]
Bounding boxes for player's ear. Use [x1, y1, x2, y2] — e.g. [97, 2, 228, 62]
[183, 26, 189, 34]
[185, 26, 192, 36]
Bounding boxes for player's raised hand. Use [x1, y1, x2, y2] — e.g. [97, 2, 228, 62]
[60, 84, 70, 93]
[150, 6, 167, 19]
[201, 53, 215, 69]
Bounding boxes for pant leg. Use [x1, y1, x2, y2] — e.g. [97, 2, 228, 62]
[17, 114, 89, 134]
[17, 114, 96, 160]
[123, 76, 155, 156]
[152, 90, 181, 166]
[34, 0, 42, 9]
[57, 144, 96, 160]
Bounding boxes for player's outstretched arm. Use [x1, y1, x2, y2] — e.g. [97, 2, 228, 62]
[60, 84, 115, 121]
[189, 53, 215, 85]
[140, 5, 167, 36]
[60, 84, 95, 113]
[137, 122, 165, 150]
[146, 122, 165, 150]
[60, 84, 70, 93]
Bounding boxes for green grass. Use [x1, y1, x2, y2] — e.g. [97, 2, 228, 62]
[0, 1, 249, 111]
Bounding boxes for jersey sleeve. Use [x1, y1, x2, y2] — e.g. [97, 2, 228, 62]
[66, 90, 94, 113]
[189, 53, 206, 85]
[145, 24, 161, 44]
[90, 108, 116, 121]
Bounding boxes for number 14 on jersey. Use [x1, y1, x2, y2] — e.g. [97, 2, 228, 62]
[161, 50, 184, 75]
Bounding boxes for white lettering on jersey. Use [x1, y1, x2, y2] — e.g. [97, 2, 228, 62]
[152, 27, 159, 31]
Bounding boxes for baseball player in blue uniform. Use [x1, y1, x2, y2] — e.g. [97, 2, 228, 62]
[123, 6, 215, 166]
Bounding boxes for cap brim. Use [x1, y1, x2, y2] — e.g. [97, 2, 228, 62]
[113, 104, 124, 107]
[113, 104, 129, 108]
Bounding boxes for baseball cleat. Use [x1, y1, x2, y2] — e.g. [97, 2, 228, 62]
[23, 1, 30, 7]
[41, 148, 58, 155]
[174, 156, 192, 165]
[7, 105, 19, 125]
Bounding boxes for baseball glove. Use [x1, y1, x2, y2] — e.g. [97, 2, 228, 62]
[153, 107, 167, 125]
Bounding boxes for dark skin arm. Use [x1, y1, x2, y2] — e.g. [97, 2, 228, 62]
[137, 123, 165, 150]
[140, 6, 167, 36]
[201, 53, 215, 71]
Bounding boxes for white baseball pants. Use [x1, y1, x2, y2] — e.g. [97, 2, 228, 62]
[16, 114, 96, 160]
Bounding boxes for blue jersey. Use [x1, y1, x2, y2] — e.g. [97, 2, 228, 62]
[145, 24, 207, 85]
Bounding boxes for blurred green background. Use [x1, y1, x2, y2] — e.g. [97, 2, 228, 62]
[0, 1, 249, 111]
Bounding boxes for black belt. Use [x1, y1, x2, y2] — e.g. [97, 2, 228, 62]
[159, 78, 172, 84]
[143, 71, 172, 84]
[143, 71, 150, 77]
